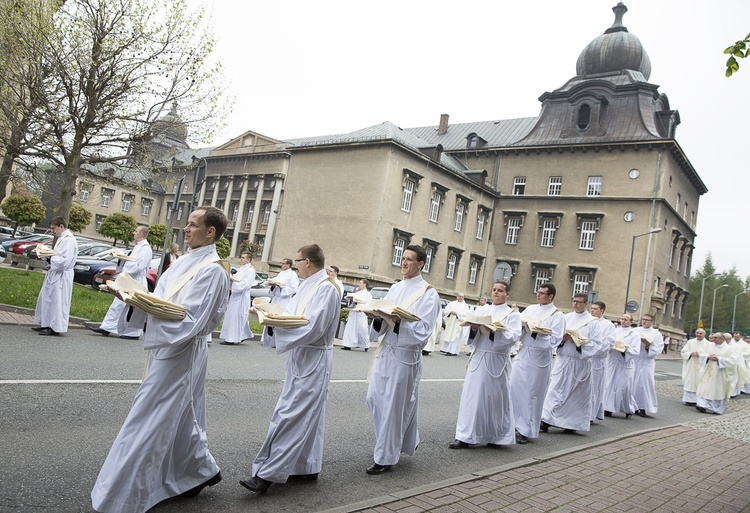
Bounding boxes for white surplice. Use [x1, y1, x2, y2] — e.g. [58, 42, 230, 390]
[251, 269, 341, 482]
[589, 317, 615, 421]
[541, 310, 601, 432]
[454, 303, 521, 445]
[91, 244, 229, 513]
[510, 303, 564, 439]
[342, 289, 372, 349]
[261, 267, 300, 347]
[440, 299, 470, 355]
[696, 341, 738, 414]
[602, 326, 641, 415]
[99, 239, 152, 337]
[632, 326, 664, 414]
[219, 262, 256, 343]
[681, 337, 710, 403]
[366, 275, 441, 466]
[34, 229, 78, 333]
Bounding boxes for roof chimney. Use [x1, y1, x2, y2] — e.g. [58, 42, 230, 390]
[438, 114, 449, 135]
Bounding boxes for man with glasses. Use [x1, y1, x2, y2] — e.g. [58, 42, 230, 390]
[632, 314, 664, 417]
[541, 293, 601, 434]
[511, 283, 564, 444]
[589, 301, 615, 423]
[261, 258, 300, 348]
[603, 313, 641, 418]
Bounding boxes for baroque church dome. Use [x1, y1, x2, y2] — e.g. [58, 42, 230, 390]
[575, 2, 651, 80]
[151, 102, 188, 146]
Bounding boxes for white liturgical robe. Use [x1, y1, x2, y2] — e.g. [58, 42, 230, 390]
[632, 326, 664, 414]
[34, 229, 78, 333]
[681, 336, 710, 403]
[602, 326, 640, 415]
[219, 262, 256, 343]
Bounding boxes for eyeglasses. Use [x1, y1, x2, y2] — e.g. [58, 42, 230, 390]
[294, 258, 307, 263]
[536, 291, 549, 296]
[572, 300, 585, 304]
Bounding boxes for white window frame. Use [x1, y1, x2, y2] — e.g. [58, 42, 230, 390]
[676, 193, 681, 211]
[230, 202, 239, 226]
[392, 237, 405, 266]
[513, 177, 526, 195]
[446, 253, 457, 280]
[401, 178, 415, 212]
[587, 176, 602, 197]
[547, 176, 562, 196]
[429, 191, 442, 223]
[245, 202, 254, 228]
[476, 211, 486, 240]
[573, 273, 590, 294]
[176, 203, 184, 221]
[423, 246, 433, 273]
[166, 201, 172, 220]
[140, 199, 152, 216]
[506, 217, 521, 245]
[262, 203, 271, 226]
[101, 189, 113, 207]
[79, 183, 91, 202]
[121, 194, 133, 212]
[534, 269, 550, 293]
[95, 214, 106, 231]
[541, 219, 557, 247]
[454, 202, 465, 232]
[579, 220, 597, 250]
[469, 260, 478, 284]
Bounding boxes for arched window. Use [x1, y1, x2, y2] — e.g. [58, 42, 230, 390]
[577, 104, 591, 130]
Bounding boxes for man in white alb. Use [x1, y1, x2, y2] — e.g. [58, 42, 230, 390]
[681, 328, 708, 406]
[632, 314, 664, 417]
[220, 251, 256, 345]
[589, 301, 615, 423]
[439, 292, 470, 356]
[603, 313, 640, 418]
[695, 332, 738, 415]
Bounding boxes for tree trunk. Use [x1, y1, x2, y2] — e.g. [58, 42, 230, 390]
[0, 154, 14, 207]
[58, 156, 80, 223]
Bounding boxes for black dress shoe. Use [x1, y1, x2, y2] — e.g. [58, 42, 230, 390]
[88, 326, 110, 336]
[38, 328, 59, 336]
[604, 411, 612, 417]
[515, 432, 529, 444]
[448, 439, 470, 449]
[239, 475, 272, 494]
[181, 471, 222, 498]
[364, 348, 368, 352]
[685, 402, 697, 406]
[340, 346, 351, 350]
[119, 335, 140, 340]
[288, 473, 319, 481]
[422, 350, 430, 356]
[625, 413, 633, 419]
[540, 421, 550, 433]
[695, 405, 707, 413]
[562, 428, 577, 434]
[636, 409, 647, 418]
[366, 463, 393, 475]
[31, 326, 48, 332]
[220, 341, 240, 345]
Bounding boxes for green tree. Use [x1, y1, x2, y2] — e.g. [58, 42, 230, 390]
[725, 34, 750, 77]
[238, 238, 263, 260]
[68, 204, 92, 232]
[147, 223, 167, 250]
[98, 213, 137, 246]
[0, 194, 46, 234]
[215, 236, 230, 259]
[23, 0, 228, 222]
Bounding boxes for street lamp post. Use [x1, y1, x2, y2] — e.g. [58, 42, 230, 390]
[698, 272, 720, 327]
[731, 289, 749, 333]
[710, 283, 729, 333]
[624, 228, 662, 313]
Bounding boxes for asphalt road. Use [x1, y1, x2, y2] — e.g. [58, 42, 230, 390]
[0, 325, 693, 513]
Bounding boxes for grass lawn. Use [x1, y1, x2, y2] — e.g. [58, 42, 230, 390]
[0, 267, 265, 333]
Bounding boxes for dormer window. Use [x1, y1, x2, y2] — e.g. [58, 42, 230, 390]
[577, 104, 591, 130]
[466, 133, 485, 149]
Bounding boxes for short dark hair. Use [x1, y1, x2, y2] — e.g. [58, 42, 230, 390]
[573, 292, 588, 303]
[360, 278, 370, 288]
[592, 301, 606, 311]
[329, 265, 339, 275]
[49, 216, 67, 229]
[539, 282, 556, 299]
[642, 313, 654, 322]
[283, 258, 293, 266]
[195, 206, 228, 241]
[405, 245, 427, 264]
[240, 251, 252, 260]
[494, 280, 511, 293]
[298, 243, 325, 268]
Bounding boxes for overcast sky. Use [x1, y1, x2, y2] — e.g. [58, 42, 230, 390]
[195, 0, 750, 279]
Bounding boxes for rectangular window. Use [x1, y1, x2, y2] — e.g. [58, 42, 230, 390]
[101, 189, 113, 207]
[476, 211, 486, 240]
[676, 248, 683, 273]
[541, 219, 557, 247]
[166, 202, 172, 220]
[683, 202, 688, 219]
[230, 202, 239, 226]
[79, 183, 91, 202]
[140, 199, 152, 216]
[534, 269, 550, 293]
[669, 241, 675, 267]
[513, 177, 526, 195]
[579, 221, 597, 250]
[95, 214, 106, 231]
[402, 179, 415, 212]
[573, 273, 589, 294]
[245, 202, 254, 228]
[447, 253, 457, 279]
[676, 193, 681, 211]
[176, 203, 184, 221]
[547, 176, 562, 196]
[671, 298, 677, 317]
[454, 203, 465, 232]
[262, 203, 271, 226]
[429, 191, 442, 223]
[392, 237, 405, 266]
[423, 246, 433, 273]
[505, 217, 521, 245]
[587, 176, 602, 197]
[469, 260, 478, 284]
[121, 194, 133, 212]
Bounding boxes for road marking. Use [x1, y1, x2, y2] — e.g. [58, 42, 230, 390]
[329, 378, 464, 384]
[0, 380, 142, 384]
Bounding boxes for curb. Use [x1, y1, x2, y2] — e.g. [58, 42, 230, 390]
[0, 303, 88, 327]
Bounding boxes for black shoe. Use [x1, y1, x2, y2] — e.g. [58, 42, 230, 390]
[562, 428, 577, 434]
[604, 411, 612, 417]
[88, 327, 110, 336]
[366, 463, 393, 475]
[364, 348, 368, 352]
[625, 413, 633, 419]
[636, 409, 647, 418]
[220, 341, 240, 345]
[181, 471, 222, 498]
[422, 350, 430, 356]
[540, 421, 550, 433]
[288, 473, 319, 481]
[239, 475, 272, 494]
[38, 328, 59, 336]
[448, 439, 470, 449]
[685, 402, 697, 406]
[696, 405, 707, 413]
[340, 346, 351, 350]
[515, 432, 529, 444]
[31, 326, 48, 332]
[119, 335, 140, 340]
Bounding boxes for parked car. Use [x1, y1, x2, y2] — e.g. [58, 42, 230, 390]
[0, 243, 6, 263]
[229, 265, 271, 299]
[1, 232, 39, 251]
[92, 266, 158, 292]
[341, 283, 358, 307]
[73, 255, 120, 287]
[25, 240, 109, 270]
[369, 287, 390, 300]
[7, 235, 54, 266]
